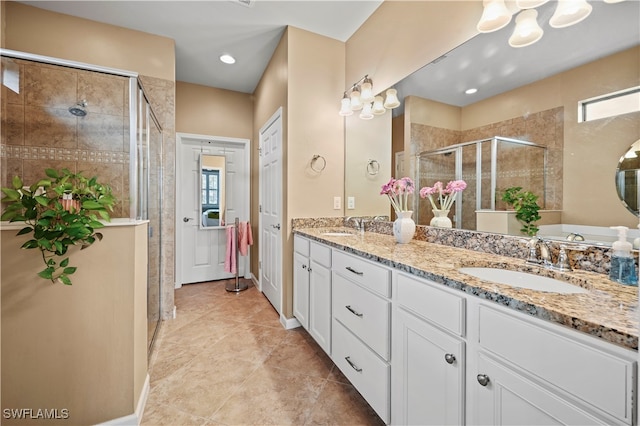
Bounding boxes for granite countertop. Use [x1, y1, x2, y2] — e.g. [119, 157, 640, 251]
[294, 227, 639, 351]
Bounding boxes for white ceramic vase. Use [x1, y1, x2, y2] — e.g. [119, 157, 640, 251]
[430, 208, 452, 228]
[393, 210, 416, 244]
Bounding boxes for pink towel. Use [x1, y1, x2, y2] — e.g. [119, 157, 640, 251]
[238, 221, 253, 256]
[224, 225, 236, 274]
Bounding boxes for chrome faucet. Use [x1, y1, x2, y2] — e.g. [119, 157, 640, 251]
[346, 216, 362, 231]
[373, 215, 388, 222]
[526, 236, 552, 267]
[566, 232, 585, 242]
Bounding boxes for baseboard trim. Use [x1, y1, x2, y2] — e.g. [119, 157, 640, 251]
[280, 315, 301, 330]
[98, 374, 150, 425]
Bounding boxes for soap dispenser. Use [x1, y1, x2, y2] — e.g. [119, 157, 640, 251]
[609, 226, 638, 286]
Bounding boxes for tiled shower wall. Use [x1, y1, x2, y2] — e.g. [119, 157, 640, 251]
[0, 58, 176, 321]
[1, 58, 130, 217]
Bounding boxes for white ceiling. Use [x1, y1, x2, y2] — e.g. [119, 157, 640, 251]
[18, 0, 383, 93]
[14, 0, 640, 105]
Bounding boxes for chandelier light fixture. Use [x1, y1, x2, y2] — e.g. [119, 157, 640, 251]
[339, 75, 401, 118]
[477, 0, 605, 48]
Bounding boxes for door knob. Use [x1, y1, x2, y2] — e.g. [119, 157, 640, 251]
[183, 217, 194, 222]
[272, 224, 281, 230]
[444, 353, 456, 364]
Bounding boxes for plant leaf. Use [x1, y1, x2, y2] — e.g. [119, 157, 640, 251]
[60, 257, 70, 267]
[58, 275, 72, 285]
[38, 267, 54, 280]
[81, 200, 102, 210]
[12, 175, 23, 189]
[1, 188, 22, 201]
[16, 226, 33, 236]
[21, 239, 39, 249]
[63, 267, 77, 275]
[45, 168, 59, 179]
[34, 196, 49, 206]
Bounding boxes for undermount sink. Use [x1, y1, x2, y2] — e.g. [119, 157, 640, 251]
[321, 232, 355, 236]
[457, 267, 589, 294]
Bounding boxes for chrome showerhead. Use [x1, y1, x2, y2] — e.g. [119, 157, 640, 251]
[69, 100, 87, 117]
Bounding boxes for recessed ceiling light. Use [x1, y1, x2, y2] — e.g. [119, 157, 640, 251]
[219, 54, 236, 65]
[465, 88, 478, 95]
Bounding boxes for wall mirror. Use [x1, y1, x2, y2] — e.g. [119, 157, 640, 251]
[616, 139, 640, 216]
[200, 154, 226, 229]
[344, 0, 640, 239]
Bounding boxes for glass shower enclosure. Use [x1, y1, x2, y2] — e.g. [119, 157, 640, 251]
[0, 50, 163, 357]
[416, 136, 547, 230]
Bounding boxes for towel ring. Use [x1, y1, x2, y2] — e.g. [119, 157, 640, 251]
[311, 154, 326, 172]
[367, 159, 380, 175]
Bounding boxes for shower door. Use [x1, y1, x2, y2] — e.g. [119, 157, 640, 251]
[417, 147, 462, 227]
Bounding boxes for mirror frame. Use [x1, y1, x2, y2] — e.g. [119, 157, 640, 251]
[199, 154, 226, 229]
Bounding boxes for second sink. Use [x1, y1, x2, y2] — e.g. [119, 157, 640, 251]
[458, 267, 589, 294]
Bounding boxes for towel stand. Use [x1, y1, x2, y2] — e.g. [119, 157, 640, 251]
[226, 217, 249, 292]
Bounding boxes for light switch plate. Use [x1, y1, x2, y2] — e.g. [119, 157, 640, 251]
[333, 196, 341, 209]
[347, 196, 355, 209]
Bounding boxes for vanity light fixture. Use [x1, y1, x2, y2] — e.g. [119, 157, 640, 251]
[549, 0, 593, 28]
[509, 9, 544, 48]
[479, 0, 606, 48]
[219, 54, 236, 64]
[477, 0, 513, 32]
[339, 75, 401, 119]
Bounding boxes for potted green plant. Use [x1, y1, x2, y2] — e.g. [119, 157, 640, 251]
[501, 186, 541, 237]
[1, 168, 116, 285]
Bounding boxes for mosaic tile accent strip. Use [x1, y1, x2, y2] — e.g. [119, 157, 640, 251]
[1, 144, 128, 164]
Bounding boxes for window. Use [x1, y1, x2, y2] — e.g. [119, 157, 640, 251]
[201, 169, 219, 208]
[579, 86, 640, 123]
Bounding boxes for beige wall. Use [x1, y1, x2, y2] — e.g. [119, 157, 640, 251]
[1, 223, 148, 425]
[346, 1, 482, 94]
[345, 112, 391, 216]
[176, 81, 253, 138]
[3, 2, 174, 81]
[462, 46, 640, 229]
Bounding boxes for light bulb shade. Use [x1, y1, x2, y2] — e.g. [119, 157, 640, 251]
[339, 94, 353, 116]
[516, 0, 549, 8]
[350, 86, 363, 111]
[477, 0, 512, 33]
[359, 102, 374, 120]
[549, 0, 593, 28]
[508, 9, 544, 48]
[603, 0, 625, 3]
[360, 77, 374, 103]
[372, 96, 386, 115]
[383, 88, 400, 109]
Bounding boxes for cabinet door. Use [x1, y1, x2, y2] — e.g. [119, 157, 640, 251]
[309, 261, 331, 355]
[475, 353, 603, 425]
[293, 252, 309, 329]
[392, 307, 464, 425]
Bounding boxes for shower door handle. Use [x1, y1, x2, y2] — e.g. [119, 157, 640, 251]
[183, 217, 195, 222]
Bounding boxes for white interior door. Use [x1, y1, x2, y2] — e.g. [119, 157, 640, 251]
[176, 134, 249, 287]
[259, 109, 283, 314]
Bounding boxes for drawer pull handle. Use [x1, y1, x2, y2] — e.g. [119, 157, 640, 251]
[345, 305, 364, 317]
[345, 266, 364, 276]
[477, 374, 490, 387]
[444, 353, 456, 364]
[345, 356, 363, 373]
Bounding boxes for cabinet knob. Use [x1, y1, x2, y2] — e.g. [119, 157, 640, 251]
[444, 353, 456, 364]
[477, 374, 490, 387]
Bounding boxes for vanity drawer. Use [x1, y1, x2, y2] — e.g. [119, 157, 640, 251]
[332, 319, 390, 424]
[310, 241, 331, 268]
[294, 234, 309, 257]
[478, 305, 635, 424]
[333, 272, 391, 360]
[332, 250, 391, 297]
[396, 273, 465, 337]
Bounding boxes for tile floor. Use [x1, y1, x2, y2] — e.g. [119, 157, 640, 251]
[141, 279, 385, 425]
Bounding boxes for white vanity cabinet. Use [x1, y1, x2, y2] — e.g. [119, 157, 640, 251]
[391, 272, 467, 425]
[293, 235, 332, 355]
[331, 250, 392, 424]
[472, 304, 637, 426]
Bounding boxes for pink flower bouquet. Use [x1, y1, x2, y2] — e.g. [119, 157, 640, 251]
[419, 180, 467, 211]
[380, 177, 415, 215]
